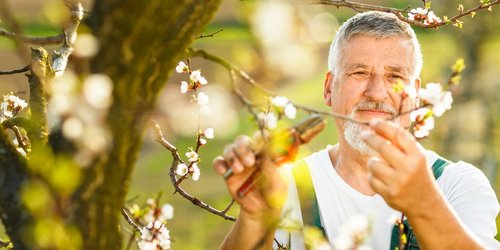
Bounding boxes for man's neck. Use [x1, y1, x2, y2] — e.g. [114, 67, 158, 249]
[328, 140, 377, 196]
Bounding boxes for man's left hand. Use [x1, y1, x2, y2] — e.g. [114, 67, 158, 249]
[361, 119, 442, 217]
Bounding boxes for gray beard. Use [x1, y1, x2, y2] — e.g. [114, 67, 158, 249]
[343, 101, 398, 155]
[344, 121, 377, 155]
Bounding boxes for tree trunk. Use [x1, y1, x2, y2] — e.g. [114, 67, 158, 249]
[0, 0, 221, 249]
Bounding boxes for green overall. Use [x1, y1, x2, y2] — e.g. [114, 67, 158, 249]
[291, 157, 450, 250]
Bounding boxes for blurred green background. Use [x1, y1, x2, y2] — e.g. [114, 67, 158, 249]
[1, 0, 499, 249]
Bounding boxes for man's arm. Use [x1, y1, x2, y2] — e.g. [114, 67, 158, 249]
[361, 119, 490, 249]
[213, 135, 288, 250]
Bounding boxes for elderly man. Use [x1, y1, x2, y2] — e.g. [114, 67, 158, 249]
[213, 11, 499, 250]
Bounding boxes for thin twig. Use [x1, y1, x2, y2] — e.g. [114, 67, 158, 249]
[188, 48, 275, 96]
[229, 70, 267, 133]
[195, 28, 223, 39]
[122, 208, 140, 250]
[0, 65, 30, 75]
[0, 28, 64, 45]
[11, 125, 29, 154]
[221, 199, 235, 214]
[121, 208, 141, 232]
[190, 48, 369, 125]
[152, 121, 237, 222]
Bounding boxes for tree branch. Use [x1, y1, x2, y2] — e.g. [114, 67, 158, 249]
[308, 0, 500, 28]
[121, 208, 141, 232]
[0, 65, 30, 75]
[27, 48, 50, 144]
[0, 28, 64, 45]
[152, 121, 236, 222]
[195, 28, 223, 39]
[52, 2, 84, 76]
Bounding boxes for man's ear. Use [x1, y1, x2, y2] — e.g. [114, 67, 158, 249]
[324, 71, 333, 106]
[414, 77, 421, 108]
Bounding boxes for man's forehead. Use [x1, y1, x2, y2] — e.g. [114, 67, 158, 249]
[345, 63, 410, 73]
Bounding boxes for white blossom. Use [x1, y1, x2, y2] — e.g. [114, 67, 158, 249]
[258, 112, 278, 129]
[403, 85, 417, 99]
[175, 163, 189, 176]
[176, 61, 187, 73]
[425, 11, 442, 25]
[191, 163, 200, 181]
[410, 108, 435, 138]
[140, 226, 153, 241]
[408, 7, 428, 21]
[200, 138, 207, 145]
[161, 204, 174, 220]
[137, 240, 157, 250]
[199, 76, 208, 85]
[432, 91, 452, 117]
[147, 198, 155, 206]
[418, 83, 453, 117]
[180, 81, 189, 94]
[1, 94, 28, 118]
[190, 70, 203, 82]
[284, 103, 297, 119]
[185, 150, 198, 162]
[338, 214, 369, 237]
[197, 92, 209, 106]
[83, 74, 113, 109]
[204, 128, 215, 139]
[157, 226, 172, 249]
[333, 215, 370, 250]
[143, 210, 155, 225]
[271, 95, 289, 108]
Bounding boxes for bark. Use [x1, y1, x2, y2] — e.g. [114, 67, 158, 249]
[0, 0, 222, 249]
[72, 1, 222, 249]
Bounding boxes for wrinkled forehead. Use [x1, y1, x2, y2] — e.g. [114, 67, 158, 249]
[338, 35, 415, 74]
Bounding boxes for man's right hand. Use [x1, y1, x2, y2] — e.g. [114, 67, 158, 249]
[212, 134, 289, 224]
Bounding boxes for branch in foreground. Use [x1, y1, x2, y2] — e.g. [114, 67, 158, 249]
[0, 28, 64, 45]
[189, 48, 368, 125]
[308, 0, 500, 28]
[0, 65, 30, 75]
[152, 121, 236, 222]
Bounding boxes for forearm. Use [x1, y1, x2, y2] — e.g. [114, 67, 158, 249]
[406, 192, 485, 250]
[220, 213, 277, 250]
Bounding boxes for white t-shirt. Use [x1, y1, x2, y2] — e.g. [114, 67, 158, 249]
[275, 148, 500, 249]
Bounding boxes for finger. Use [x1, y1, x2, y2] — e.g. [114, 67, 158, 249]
[223, 144, 244, 174]
[213, 156, 228, 176]
[369, 173, 389, 197]
[367, 157, 396, 185]
[234, 135, 256, 167]
[361, 131, 405, 167]
[259, 156, 289, 207]
[369, 119, 419, 153]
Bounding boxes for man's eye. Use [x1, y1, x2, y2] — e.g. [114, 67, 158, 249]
[389, 74, 403, 79]
[353, 71, 368, 75]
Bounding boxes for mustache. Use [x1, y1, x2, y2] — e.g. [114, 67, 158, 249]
[351, 101, 397, 116]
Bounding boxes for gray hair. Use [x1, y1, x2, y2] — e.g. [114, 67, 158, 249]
[328, 11, 422, 79]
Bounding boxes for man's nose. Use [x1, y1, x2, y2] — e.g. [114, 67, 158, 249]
[364, 74, 389, 101]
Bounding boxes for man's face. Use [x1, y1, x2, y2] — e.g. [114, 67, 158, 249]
[324, 34, 420, 153]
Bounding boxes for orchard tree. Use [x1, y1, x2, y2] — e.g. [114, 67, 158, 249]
[0, 0, 498, 249]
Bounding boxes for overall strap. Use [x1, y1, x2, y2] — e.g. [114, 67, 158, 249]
[389, 157, 451, 250]
[291, 160, 326, 237]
